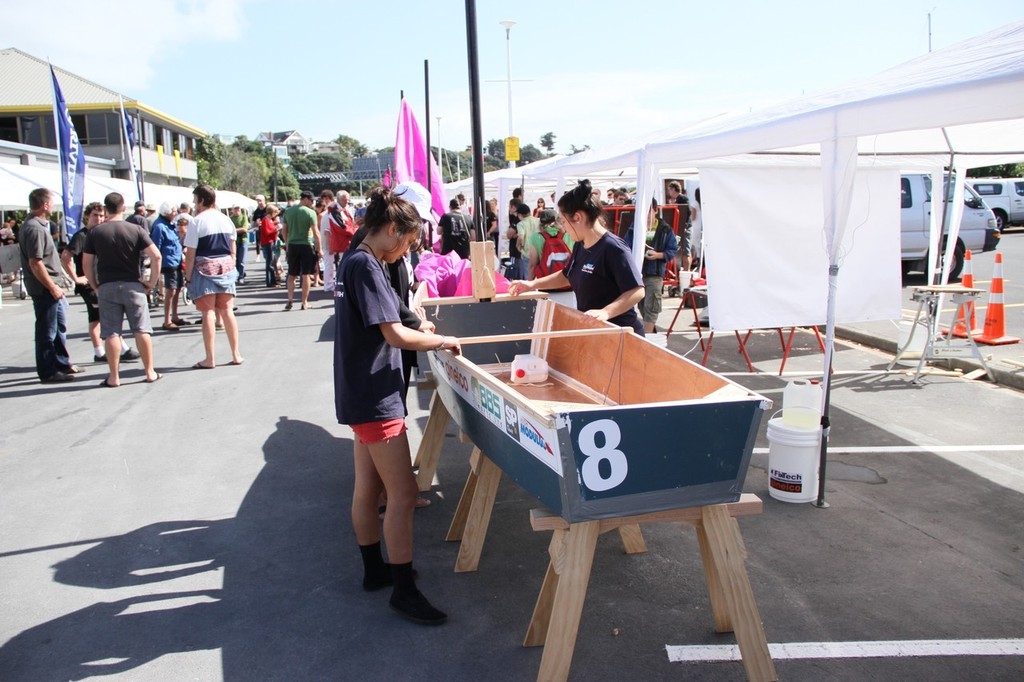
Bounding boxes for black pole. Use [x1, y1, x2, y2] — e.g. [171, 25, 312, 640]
[424, 59, 434, 248]
[465, 0, 486, 239]
[814, 354, 834, 508]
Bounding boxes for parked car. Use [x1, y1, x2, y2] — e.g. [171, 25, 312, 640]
[969, 178, 1024, 231]
[901, 174, 999, 279]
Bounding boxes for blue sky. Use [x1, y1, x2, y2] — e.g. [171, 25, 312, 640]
[3, 1, 1023, 157]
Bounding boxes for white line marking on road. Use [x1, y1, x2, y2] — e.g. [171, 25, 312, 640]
[666, 638, 1024, 663]
[752, 444, 1024, 454]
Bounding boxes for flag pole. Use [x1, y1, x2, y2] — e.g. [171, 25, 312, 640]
[423, 59, 434, 249]
[464, 0, 486, 240]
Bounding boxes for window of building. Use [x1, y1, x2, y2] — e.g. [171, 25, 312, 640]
[71, 114, 88, 143]
[0, 117, 18, 143]
[162, 128, 173, 153]
[86, 113, 119, 145]
[20, 115, 55, 148]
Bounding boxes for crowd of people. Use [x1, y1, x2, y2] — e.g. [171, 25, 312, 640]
[9, 175, 698, 627]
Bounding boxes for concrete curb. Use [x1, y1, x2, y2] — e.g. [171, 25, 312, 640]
[836, 325, 1024, 392]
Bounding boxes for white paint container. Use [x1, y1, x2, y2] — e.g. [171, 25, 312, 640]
[782, 380, 822, 430]
[767, 417, 820, 503]
[510, 354, 549, 384]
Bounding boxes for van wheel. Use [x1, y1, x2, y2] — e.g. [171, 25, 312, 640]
[993, 209, 1007, 232]
[943, 239, 966, 280]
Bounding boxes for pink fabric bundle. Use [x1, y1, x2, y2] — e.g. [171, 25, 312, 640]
[414, 251, 510, 298]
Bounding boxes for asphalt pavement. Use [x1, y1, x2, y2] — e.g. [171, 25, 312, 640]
[1, 248, 1023, 681]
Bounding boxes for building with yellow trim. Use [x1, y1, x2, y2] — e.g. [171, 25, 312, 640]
[0, 47, 204, 187]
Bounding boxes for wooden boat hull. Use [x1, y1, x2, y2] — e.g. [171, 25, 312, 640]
[421, 296, 769, 523]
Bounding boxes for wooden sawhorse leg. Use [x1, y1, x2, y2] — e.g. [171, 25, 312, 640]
[525, 495, 775, 682]
[446, 448, 645, 572]
[413, 391, 451, 492]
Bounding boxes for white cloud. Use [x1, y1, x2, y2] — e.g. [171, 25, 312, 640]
[1, 0, 248, 92]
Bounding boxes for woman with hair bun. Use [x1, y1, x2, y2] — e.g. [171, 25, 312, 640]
[334, 184, 461, 626]
[508, 179, 645, 335]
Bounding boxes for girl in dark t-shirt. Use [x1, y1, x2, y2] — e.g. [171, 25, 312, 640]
[333, 184, 460, 626]
[507, 179, 645, 335]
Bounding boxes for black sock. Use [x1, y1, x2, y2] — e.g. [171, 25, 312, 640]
[360, 542, 390, 591]
[390, 561, 417, 598]
[389, 562, 447, 625]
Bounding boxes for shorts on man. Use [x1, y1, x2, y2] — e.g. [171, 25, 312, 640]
[162, 267, 184, 291]
[640, 275, 663, 325]
[286, 243, 317, 276]
[98, 281, 154, 338]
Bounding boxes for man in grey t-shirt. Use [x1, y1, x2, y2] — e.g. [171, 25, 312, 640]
[19, 187, 81, 382]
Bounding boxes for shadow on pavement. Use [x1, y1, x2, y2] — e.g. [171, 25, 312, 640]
[0, 416, 357, 681]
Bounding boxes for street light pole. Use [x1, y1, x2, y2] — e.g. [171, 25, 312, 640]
[500, 19, 516, 169]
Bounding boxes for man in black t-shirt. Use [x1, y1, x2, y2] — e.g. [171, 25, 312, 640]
[83, 192, 163, 387]
[438, 199, 474, 258]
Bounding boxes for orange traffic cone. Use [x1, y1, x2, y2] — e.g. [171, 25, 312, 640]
[975, 253, 1020, 345]
[947, 250, 978, 338]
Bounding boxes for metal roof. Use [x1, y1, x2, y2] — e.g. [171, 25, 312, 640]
[0, 47, 206, 137]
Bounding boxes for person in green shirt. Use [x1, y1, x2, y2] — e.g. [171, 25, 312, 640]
[229, 206, 250, 284]
[281, 191, 321, 310]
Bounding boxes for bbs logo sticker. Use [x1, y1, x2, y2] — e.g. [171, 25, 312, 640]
[503, 403, 520, 439]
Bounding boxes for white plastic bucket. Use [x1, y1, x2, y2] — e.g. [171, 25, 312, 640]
[767, 417, 820, 503]
[782, 380, 822, 430]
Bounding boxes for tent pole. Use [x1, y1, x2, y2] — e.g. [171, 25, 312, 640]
[424, 59, 434, 249]
[815, 268, 837, 508]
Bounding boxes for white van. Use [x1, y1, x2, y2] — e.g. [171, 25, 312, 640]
[969, 178, 1024, 230]
[901, 174, 999, 279]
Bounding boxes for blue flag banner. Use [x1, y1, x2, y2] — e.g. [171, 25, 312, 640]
[120, 97, 143, 202]
[49, 66, 86, 239]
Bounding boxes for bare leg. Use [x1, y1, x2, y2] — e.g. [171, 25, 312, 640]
[134, 332, 158, 381]
[104, 335, 121, 385]
[286, 275, 295, 306]
[216, 293, 243, 364]
[195, 296, 216, 367]
[366, 432, 418, 564]
[352, 439, 385, 546]
[88, 321, 101, 351]
[300, 274, 311, 308]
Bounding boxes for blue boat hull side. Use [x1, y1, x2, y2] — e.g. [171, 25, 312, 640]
[429, 352, 567, 516]
[560, 402, 766, 522]
[420, 298, 539, 365]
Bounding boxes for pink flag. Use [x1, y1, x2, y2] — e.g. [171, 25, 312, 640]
[394, 97, 445, 220]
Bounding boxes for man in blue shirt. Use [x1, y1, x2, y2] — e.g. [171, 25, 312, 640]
[151, 202, 187, 330]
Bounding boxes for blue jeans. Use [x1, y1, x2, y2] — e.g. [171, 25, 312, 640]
[32, 294, 71, 379]
[236, 241, 247, 281]
[261, 243, 277, 286]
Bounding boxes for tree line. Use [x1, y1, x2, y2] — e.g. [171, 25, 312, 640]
[195, 131, 569, 199]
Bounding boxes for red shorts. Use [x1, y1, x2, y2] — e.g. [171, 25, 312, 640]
[351, 418, 407, 445]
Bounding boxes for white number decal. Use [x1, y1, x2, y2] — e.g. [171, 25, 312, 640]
[578, 419, 628, 492]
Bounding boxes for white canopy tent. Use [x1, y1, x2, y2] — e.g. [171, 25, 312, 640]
[508, 20, 1024, 504]
[0, 163, 257, 215]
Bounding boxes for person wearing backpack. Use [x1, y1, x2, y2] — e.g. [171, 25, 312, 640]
[526, 208, 573, 287]
[438, 199, 474, 259]
[510, 180, 645, 335]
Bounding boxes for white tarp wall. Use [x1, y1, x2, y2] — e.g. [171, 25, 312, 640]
[699, 164, 901, 330]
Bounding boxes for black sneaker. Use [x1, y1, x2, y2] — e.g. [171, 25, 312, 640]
[94, 354, 106, 363]
[389, 590, 447, 626]
[120, 348, 141, 362]
[40, 373, 74, 384]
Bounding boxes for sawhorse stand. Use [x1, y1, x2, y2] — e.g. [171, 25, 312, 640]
[888, 285, 993, 384]
[525, 496, 774, 682]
